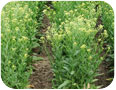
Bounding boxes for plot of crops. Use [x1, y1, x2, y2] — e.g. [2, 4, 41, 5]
[1, 1, 114, 89]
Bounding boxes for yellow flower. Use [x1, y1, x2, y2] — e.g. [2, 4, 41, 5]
[26, 48, 29, 51]
[66, 30, 71, 35]
[104, 30, 107, 33]
[98, 39, 101, 42]
[18, 38, 22, 42]
[28, 18, 32, 21]
[100, 57, 104, 60]
[43, 9, 47, 13]
[59, 18, 61, 21]
[58, 35, 62, 40]
[87, 49, 91, 52]
[40, 37, 45, 43]
[19, 20, 23, 22]
[12, 48, 16, 51]
[24, 5, 28, 8]
[79, 28, 85, 31]
[87, 23, 91, 27]
[24, 54, 28, 57]
[11, 8, 15, 10]
[61, 22, 64, 25]
[69, 10, 73, 13]
[74, 9, 77, 12]
[92, 9, 95, 12]
[12, 19, 17, 22]
[108, 47, 110, 50]
[8, 61, 11, 64]
[80, 44, 86, 49]
[12, 14, 15, 16]
[53, 11, 56, 15]
[54, 33, 58, 37]
[98, 24, 103, 30]
[12, 65, 16, 69]
[7, 29, 11, 32]
[65, 12, 70, 15]
[73, 83, 77, 86]
[19, 7, 23, 11]
[111, 37, 114, 40]
[12, 36, 16, 41]
[1, 34, 3, 37]
[82, 3, 85, 6]
[73, 42, 77, 47]
[22, 36, 28, 40]
[40, 36, 45, 40]
[47, 26, 50, 30]
[15, 27, 19, 31]
[103, 30, 108, 37]
[88, 56, 92, 60]
[25, 14, 29, 19]
[36, 6, 38, 9]
[46, 35, 51, 40]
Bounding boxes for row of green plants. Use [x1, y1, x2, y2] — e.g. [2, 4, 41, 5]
[43, 1, 114, 89]
[101, 2, 114, 80]
[1, 1, 39, 88]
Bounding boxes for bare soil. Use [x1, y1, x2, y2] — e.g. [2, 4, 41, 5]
[95, 60, 113, 88]
[29, 15, 53, 89]
[29, 53, 53, 89]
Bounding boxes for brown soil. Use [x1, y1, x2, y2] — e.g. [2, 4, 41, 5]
[29, 54, 53, 89]
[29, 15, 53, 89]
[95, 60, 112, 88]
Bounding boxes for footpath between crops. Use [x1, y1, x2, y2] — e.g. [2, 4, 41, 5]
[29, 15, 53, 89]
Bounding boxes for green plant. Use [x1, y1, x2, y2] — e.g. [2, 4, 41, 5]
[1, 1, 38, 88]
[44, 1, 112, 89]
[100, 2, 114, 76]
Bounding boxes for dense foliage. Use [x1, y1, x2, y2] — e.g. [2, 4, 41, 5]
[44, 1, 114, 89]
[101, 2, 114, 78]
[1, 1, 114, 89]
[1, 1, 38, 88]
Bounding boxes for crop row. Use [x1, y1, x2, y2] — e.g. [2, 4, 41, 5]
[1, 1, 39, 88]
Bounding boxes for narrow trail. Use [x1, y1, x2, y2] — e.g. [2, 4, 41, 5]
[29, 15, 53, 89]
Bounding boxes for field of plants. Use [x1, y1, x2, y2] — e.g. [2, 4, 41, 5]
[1, 1, 114, 89]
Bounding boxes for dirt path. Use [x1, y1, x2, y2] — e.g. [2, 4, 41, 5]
[95, 60, 112, 88]
[29, 15, 53, 89]
[29, 53, 53, 89]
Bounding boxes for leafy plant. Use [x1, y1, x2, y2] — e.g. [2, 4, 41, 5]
[44, 1, 113, 89]
[1, 1, 39, 88]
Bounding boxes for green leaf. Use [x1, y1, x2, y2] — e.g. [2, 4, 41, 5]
[32, 53, 38, 56]
[92, 79, 98, 83]
[58, 80, 70, 89]
[97, 85, 103, 89]
[74, 50, 80, 56]
[32, 42, 40, 48]
[95, 73, 104, 77]
[63, 67, 70, 72]
[33, 56, 43, 61]
[106, 78, 113, 81]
